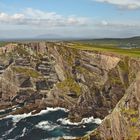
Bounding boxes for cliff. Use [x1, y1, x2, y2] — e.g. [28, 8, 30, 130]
[0, 42, 140, 139]
[79, 72, 140, 140]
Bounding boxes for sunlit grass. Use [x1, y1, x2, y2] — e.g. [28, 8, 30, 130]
[69, 43, 140, 58]
[0, 42, 8, 47]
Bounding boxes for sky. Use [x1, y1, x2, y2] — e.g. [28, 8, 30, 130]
[0, 0, 140, 39]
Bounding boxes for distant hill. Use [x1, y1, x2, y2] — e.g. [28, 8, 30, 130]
[35, 34, 88, 41]
[36, 34, 63, 40]
[0, 36, 140, 48]
[77, 36, 140, 48]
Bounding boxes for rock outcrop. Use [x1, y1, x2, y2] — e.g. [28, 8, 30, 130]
[79, 72, 140, 140]
[0, 42, 140, 139]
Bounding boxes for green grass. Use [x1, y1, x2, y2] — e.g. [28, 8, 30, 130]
[57, 78, 82, 96]
[12, 66, 41, 78]
[68, 43, 140, 58]
[0, 42, 8, 47]
[77, 37, 140, 48]
[16, 46, 30, 56]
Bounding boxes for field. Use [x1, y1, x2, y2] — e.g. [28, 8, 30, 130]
[77, 36, 140, 49]
[70, 42, 140, 58]
[0, 42, 8, 47]
[1, 36, 140, 58]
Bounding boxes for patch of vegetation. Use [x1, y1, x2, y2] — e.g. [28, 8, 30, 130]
[0, 42, 8, 47]
[12, 66, 41, 78]
[76, 66, 86, 73]
[128, 126, 140, 140]
[121, 108, 139, 139]
[76, 36, 140, 49]
[57, 46, 79, 66]
[118, 58, 130, 88]
[16, 46, 30, 57]
[129, 73, 136, 83]
[130, 117, 138, 123]
[89, 129, 102, 140]
[121, 108, 138, 116]
[109, 76, 122, 85]
[57, 78, 82, 96]
[118, 58, 129, 72]
[105, 119, 111, 129]
[76, 66, 99, 84]
[108, 70, 122, 85]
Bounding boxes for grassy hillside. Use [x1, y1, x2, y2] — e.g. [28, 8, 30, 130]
[0, 42, 8, 47]
[77, 36, 140, 48]
[69, 43, 140, 58]
[1, 39, 140, 58]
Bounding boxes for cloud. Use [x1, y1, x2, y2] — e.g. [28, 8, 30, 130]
[99, 20, 140, 28]
[0, 13, 25, 23]
[94, 0, 140, 10]
[0, 8, 89, 27]
[0, 8, 140, 38]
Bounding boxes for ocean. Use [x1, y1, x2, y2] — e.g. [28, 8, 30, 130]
[0, 107, 101, 140]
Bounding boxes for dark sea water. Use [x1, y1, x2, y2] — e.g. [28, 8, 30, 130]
[0, 107, 101, 140]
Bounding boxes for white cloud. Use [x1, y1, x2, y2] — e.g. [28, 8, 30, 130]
[101, 20, 108, 26]
[94, 0, 140, 10]
[99, 20, 140, 28]
[0, 8, 140, 38]
[0, 13, 25, 24]
[0, 8, 89, 27]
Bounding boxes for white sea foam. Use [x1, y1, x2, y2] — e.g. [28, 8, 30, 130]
[58, 118, 80, 126]
[86, 130, 94, 135]
[62, 136, 77, 139]
[2, 107, 69, 123]
[41, 136, 76, 140]
[5, 113, 32, 123]
[34, 110, 49, 116]
[42, 138, 61, 140]
[57, 116, 102, 126]
[46, 107, 69, 112]
[12, 108, 17, 111]
[2, 107, 102, 128]
[2, 126, 17, 137]
[34, 107, 69, 116]
[0, 105, 20, 113]
[81, 117, 102, 124]
[94, 118, 102, 124]
[20, 128, 27, 137]
[0, 109, 5, 113]
[36, 121, 59, 131]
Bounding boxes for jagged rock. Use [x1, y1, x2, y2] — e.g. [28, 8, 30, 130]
[36, 80, 49, 90]
[0, 65, 4, 74]
[20, 77, 33, 88]
[15, 58, 31, 66]
[84, 72, 140, 140]
[36, 79, 55, 91]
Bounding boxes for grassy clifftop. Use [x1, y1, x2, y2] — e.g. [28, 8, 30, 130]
[1, 40, 140, 57]
[68, 43, 140, 58]
[0, 42, 8, 47]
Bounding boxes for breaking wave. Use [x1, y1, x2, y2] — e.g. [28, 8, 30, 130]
[57, 116, 102, 126]
[34, 107, 69, 116]
[36, 121, 59, 131]
[0, 107, 100, 139]
[2, 107, 69, 123]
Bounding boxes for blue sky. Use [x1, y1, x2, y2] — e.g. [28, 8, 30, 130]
[0, 0, 140, 38]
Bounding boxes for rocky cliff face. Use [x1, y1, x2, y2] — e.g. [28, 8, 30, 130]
[0, 42, 140, 139]
[80, 72, 140, 140]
